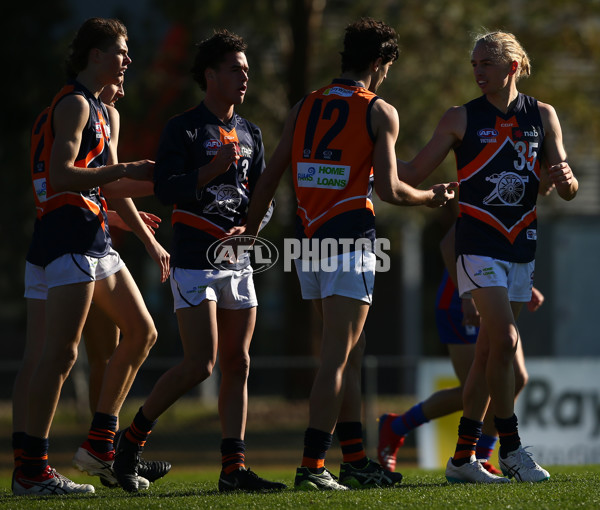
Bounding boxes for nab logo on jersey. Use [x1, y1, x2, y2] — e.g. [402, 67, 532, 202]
[513, 127, 539, 139]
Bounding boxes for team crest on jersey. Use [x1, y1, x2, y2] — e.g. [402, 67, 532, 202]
[459, 138, 538, 243]
[483, 171, 529, 206]
[323, 86, 354, 97]
[94, 121, 103, 140]
[203, 184, 243, 219]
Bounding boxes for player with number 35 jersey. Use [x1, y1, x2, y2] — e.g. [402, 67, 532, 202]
[455, 93, 544, 263]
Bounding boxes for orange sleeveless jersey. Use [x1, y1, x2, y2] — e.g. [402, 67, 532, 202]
[39, 83, 110, 221]
[292, 80, 378, 239]
[30, 107, 50, 219]
[34, 81, 112, 264]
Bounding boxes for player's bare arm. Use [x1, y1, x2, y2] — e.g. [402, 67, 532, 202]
[539, 101, 578, 201]
[372, 100, 456, 207]
[243, 102, 298, 237]
[397, 106, 467, 187]
[50, 95, 154, 191]
[109, 197, 170, 282]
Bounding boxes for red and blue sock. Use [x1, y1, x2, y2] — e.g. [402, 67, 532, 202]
[391, 403, 429, 436]
[476, 433, 498, 461]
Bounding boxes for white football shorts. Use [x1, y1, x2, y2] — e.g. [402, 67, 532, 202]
[294, 249, 375, 304]
[45, 248, 125, 289]
[169, 266, 257, 311]
[456, 254, 534, 302]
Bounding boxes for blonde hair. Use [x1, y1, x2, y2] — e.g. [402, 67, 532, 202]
[473, 31, 531, 81]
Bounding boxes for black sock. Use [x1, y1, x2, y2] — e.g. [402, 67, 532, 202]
[495, 414, 521, 458]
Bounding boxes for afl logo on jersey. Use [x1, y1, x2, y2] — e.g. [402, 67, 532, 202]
[477, 128, 498, 144]
[204, 138, 222, 156]
[204, 139, 222, 149]
[477, 128, 498, 137]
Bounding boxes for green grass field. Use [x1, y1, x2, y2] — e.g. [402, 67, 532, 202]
[0, 465, 599, 509]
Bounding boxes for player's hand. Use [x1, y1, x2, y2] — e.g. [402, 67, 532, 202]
[547, 162, 574, 187]
[527, 286, 545, 312]
[427, 182, 458, 208]
[124, 160, 155, 181]
[139, 211, 162, 235]
[226, 225, 247, 237]
[143, 237, 170, 283]
[213, 143, 240, 175]
[218, 226, 254, 265]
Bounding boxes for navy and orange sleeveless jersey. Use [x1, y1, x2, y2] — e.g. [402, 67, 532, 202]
[36, 80, 112, 266]
[291, 79, 378, 242]
[154, 102, 266, 270]
[454, 93, 544, 263]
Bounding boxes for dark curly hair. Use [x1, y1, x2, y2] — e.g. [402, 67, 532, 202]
[340, 18, 399, 73]
[190, 29, 247, 91]
[65, 18, 128, 79]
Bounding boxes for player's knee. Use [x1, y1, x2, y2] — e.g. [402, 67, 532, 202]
[514, 368, 529, 394]
[146, 324, 158, 350]
[128, 320, 157, 356]
[181, 359, 214, 386]
[490, 330, 519, 362]
[48, 343, 79, 375]
[220, 352, 250, 380]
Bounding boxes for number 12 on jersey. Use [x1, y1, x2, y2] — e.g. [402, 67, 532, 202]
[302, 99, 349, 162]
